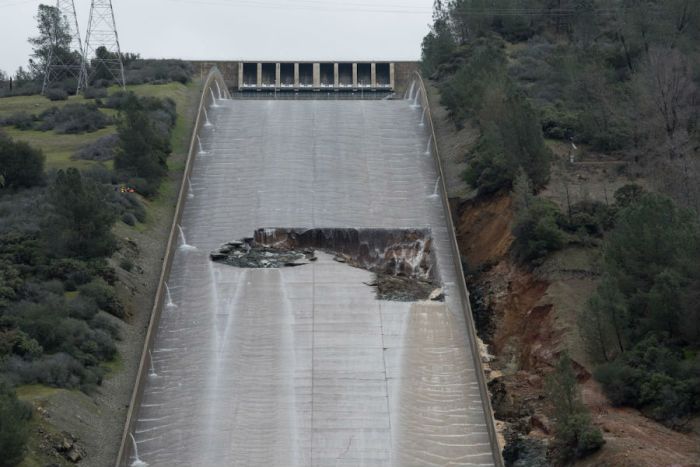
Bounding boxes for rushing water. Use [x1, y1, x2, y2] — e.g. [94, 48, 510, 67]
[130, 99, 495, 466]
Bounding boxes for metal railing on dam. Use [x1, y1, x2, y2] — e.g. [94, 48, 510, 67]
[116, 67, 503, 467]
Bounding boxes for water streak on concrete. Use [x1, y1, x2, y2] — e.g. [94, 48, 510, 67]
[131, 99, 495, 466]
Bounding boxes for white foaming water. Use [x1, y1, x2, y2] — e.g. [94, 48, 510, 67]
[148, 350, 157, 378]
[215, 81, 222, 100]
[202, 107, 212, 127]
[407, 80, 416, 101]
[187, 177, 194, 199]
[430, 177, 441, 198]
[411, 87, 421, 108]
[129, 433, 148, 467]
[419, 108, 426, 126]
[164, 282, 176, 308]
[209, 89, 220, 108]
[177, 225, 196, 251]
[425, 135, 432, 155]
[196, 135, 206, 155]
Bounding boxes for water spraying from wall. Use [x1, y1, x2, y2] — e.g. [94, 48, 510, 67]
[202, 107, 212, 127]
[411, 87, 421, 108]
[407, 80, 416, 101]
[210, 89, 220, 108]
[164, 283, 176, 308]
[126, 97, 496, 466]
[177, 225, 196, 251]
[148, 350, 157, 378]
[430, 177, 441, 198]
[129, 433, 148, 467]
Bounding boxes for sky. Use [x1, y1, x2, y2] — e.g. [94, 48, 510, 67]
[0, 0, 434, 75]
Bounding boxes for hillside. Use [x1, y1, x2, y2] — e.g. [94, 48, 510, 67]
[423, 1, 700, 465]
[0, 80, 200, 467]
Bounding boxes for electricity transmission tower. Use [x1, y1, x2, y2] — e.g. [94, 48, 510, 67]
[41, 0, 85, 94]
[78, 0, 126, 91]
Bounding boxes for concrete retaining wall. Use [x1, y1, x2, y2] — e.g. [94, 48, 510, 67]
[415, 71, 504, 466]
[114, 67, 231, 467]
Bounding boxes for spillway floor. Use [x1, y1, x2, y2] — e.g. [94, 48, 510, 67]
[131, 99, 496, 467]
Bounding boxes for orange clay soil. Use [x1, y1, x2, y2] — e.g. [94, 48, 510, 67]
[456, 193, 700, 466]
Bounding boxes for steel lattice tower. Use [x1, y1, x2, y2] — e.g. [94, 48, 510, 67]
[78, 0, 125, 91]
[41, 0, 85, 94]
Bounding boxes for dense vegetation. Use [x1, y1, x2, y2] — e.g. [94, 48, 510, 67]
[585, 194, 700, 428]
[424, 0, 700, 212]
[422, 0, 700, 463]
[0, 90, 176, 464]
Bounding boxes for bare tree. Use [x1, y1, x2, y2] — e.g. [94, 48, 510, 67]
[639, 47, 696, 160]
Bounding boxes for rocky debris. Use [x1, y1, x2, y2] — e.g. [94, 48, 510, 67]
[372, 273, 440, 302]
[36, 430, 86, 464]
[502, 427, 549, 467]
[212, 232, 444, 303]
[428, 287, 444, 301]
[210, 239, 316, 268]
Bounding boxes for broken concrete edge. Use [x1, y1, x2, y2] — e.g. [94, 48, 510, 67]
[210, 228, 445, 302]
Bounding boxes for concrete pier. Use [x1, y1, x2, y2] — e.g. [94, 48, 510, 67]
[237, 61, 396, 91]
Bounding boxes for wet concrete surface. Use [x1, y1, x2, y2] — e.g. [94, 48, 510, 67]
[132, 99, 495, 466]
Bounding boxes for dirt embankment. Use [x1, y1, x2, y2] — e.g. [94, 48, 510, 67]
[456, 193, 700, 466]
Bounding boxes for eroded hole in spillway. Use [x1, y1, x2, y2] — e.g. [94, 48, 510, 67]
[209, 228, 443, 302]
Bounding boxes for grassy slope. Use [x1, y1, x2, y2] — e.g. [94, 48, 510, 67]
[1, 80, 199, 467]
[0, 82, 193, 171]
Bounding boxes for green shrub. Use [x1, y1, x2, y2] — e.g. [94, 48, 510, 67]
[79, 278, 123, 318]
[0, 112, 36, 131]
[73, 134, 118, 161]
[119, 257, 134, 272]
[0, 136, 45, 189]
[38, 103, 110, 134]
[44, 168, 117, 259]
[45, 88, 68, 101]
[82, 87, 108, 99]
[547, 355, 604, 463]
[465, 89, 551, 194]
[439, 37, 507, 123]
[121, 212, 136, 226]
[512, 198, 564, 264]
[0, 382, 31, 467]
[558, 200, 615, 237]
[613, 184, 645, 208]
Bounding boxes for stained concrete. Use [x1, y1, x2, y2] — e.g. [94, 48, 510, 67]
[131, 99, 495, 466]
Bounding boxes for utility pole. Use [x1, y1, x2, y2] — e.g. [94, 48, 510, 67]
[41, 0, 85, 95]
[78, 0, 126, 91]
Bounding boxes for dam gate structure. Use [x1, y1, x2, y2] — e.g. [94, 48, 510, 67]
[117, 66, 502, 467]
[238, 61, 395, 92]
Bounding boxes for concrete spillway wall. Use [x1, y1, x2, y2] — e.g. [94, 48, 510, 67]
[413, 71, 504, 465]
[115, 67, 503, 466]
[114, 67, 231, 467]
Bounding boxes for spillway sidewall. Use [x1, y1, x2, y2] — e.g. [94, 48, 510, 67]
[415, 71, 504, 467]
[114, 68, 230, 467]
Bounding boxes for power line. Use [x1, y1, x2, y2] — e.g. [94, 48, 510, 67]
[42, 0, 85, 94]
[78, 0, 125, 90]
